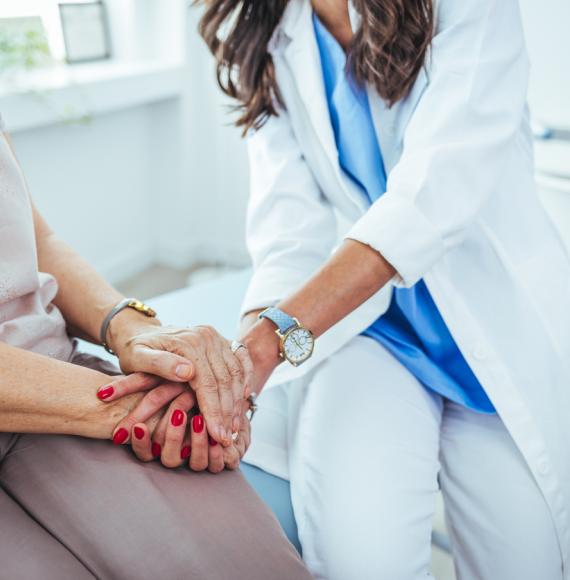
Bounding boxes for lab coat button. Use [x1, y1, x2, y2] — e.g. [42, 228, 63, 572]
[472, 345, 488, 360]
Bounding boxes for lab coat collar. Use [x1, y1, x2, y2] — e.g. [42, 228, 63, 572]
[273, 0, 379, 216]
[279, 0, 361, 42]
[279, 0, 360, 206]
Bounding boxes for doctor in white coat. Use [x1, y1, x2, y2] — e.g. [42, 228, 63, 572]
[199, 0, 570, 578]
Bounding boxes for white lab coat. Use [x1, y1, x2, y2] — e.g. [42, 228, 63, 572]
[240, 0, 570, 571]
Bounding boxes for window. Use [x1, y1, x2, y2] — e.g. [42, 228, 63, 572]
[0, 1, 83, 62]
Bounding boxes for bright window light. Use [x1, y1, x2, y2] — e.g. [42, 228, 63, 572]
[0, 0, 106, 63]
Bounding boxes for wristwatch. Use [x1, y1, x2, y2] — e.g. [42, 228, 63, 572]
[258, 307, 315, 367]
[100, 298, 157, 355]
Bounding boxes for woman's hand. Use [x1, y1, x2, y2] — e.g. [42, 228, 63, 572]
[106, 321, 253, 446]
[114, 389, 252, 472]
[98, 373, 252, 470]
[131, 404, 252, 473]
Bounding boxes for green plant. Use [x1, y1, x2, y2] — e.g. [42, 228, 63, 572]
[0, 27, 51, 72]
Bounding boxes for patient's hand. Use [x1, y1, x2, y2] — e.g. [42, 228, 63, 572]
[100, 375, 252, 471]
[106, 324, 253, 446]
[127, 396, 252, 472]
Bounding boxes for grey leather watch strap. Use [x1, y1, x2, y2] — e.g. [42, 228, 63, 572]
[99, 298, 136, 355]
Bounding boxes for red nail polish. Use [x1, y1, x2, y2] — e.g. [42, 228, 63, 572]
[151, 442, 161, 458]
[208, 436, 218, 447]
[134, 426, 145, 440]
[97, 386, 114, 400]
[181, 446, 191, 459]
[192, 414, 204, 433]
[113, 428, 128, 445]
[171, 409, 185, 427]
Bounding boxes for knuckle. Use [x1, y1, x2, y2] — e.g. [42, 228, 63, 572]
[206, 407, 223, 420]
[149, 358, 167, 376]
[145, 389, 165, 408]
[218, 372, 232, 387]
[133, 450, 152, 463]
[227, 363, 242, 378]
[199, 325, 216, 339]
[236, 349, 252, 367]
[178, 391, 195, 409]
[199, 378, 218, 393]
[188, 335, 202, 349]
[190, 460, 207, 472]
[224, 452, 239, 470]
[161, 456, 181, 469]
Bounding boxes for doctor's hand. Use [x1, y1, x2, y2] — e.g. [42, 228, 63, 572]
[100, 324, 253, 446]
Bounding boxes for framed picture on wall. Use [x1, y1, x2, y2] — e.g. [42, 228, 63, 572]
[59, 1, 111, 63]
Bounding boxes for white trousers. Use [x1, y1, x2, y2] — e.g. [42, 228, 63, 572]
[289, 336, 562, 580]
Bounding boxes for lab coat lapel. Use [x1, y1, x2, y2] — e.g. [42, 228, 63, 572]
[281, 1, 340, 178]
[278, 0, 369, 217]
[367, 68, 429, 174]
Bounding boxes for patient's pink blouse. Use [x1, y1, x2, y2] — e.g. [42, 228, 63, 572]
[0, 115, 73, 361]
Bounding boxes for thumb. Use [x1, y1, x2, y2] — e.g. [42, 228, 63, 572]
[121, 346, 195, 383]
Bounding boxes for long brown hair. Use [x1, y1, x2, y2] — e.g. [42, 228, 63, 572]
[197, 0, 433, 133]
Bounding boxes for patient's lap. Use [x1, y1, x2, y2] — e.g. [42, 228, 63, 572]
[0, 433, 309, 579]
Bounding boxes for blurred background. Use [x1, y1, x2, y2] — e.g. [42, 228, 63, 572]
[1, 2, 569, 577]
[1, 0, 569, 297]
[1, 0, 250, 298]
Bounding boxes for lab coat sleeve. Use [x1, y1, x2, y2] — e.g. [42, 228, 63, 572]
[241, 107, 338, 315]
[346, 0, 530, 287]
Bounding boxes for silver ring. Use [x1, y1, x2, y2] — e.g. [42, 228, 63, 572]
[231, 340, 247, 354]
[246, 392, 258, 421]
[231, 431, 239, 442]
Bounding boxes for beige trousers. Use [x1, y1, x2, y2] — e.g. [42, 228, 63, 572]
[0, 354, 311, 580]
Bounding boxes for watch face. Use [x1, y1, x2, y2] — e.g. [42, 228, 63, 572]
[283, 327, 314, 366]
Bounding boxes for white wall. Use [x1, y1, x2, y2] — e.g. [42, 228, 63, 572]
[12, 106, 157, 281]
[5, 0, 251, 286]
[519, 0, 570, 129]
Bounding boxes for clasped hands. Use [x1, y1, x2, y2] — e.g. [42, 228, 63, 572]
[97, 323, 257, 473]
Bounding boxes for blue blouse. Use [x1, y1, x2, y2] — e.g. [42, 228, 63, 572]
[313, 14, 495, 413]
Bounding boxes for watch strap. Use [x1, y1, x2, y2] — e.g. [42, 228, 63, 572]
[100, 298, 157, 355]
[258, 307, 297, 334]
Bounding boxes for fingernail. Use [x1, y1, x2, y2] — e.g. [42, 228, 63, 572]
[113, 428, 128, 445]
[192, 414, 204, 434]
[151, 442, 161, 458]
[97, 386, 114, 400]
[208, 436, 218, 447]
[175, 364, 192, 379]
[171, 409, 185, 427]
[181, 446, 191, 459]
[134, 426, 145, 440]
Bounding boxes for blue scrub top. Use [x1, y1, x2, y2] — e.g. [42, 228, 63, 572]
[313, 14, 495, 413]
